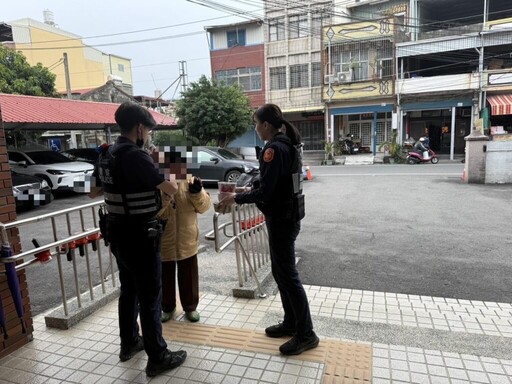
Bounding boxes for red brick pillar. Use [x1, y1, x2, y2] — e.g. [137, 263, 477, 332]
[0, 106, 33, 359]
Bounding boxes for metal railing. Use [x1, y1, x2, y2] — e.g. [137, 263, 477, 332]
[0, 201, 116, 318]
[208, 203, 270, 298]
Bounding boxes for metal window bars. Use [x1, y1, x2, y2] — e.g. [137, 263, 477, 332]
[207, 203, 269, 298]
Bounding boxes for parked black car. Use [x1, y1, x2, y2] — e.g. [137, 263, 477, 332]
[11, 171, 53, 210]
[60, 148, 99, 165]
[191, 146, 259, 183]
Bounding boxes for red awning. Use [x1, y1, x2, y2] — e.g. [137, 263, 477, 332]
[0, 93, 176, 130]
[488, 94, 512, 116]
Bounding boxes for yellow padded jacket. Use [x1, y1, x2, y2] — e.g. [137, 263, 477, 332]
[158, 178, 211, 262]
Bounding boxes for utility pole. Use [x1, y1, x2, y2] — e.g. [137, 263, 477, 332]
[179, 61, 188, 95]
[476, 0, 489, 132]
[63, 52, 72, 99]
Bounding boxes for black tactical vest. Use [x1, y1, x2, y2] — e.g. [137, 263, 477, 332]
[98, 143, 160, 220]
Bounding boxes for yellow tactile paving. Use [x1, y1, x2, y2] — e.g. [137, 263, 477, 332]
[162, 321, 372, 383]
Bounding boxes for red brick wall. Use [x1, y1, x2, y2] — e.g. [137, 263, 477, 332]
[0, 107, 33, 359]
[210, 44, 265, 109]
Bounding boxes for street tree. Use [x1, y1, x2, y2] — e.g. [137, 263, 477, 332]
[176, 75, 253, 147]
[0, 45, 57, 97]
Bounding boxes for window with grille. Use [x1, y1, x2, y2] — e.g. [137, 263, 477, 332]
[297, 121, 324, 150]
[311, 12, 331, 36]
[349, 122, 371, 146]
[361, 122, 371, 146]
[334, 50, 369, 81]
[290, 64, 309, 88]
[376, 45, 393, 79]
[289, 14, 308, 39]
[117, 64, 125, 72]
[312, 62, 322, 86]
[215, 67, 261, 91]
[227, 29, 246, 47]
[376, 121, 386, 145]
[269, 17, 285, 41]
[270, 66, 286, 90]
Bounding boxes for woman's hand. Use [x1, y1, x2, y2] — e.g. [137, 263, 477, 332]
[219, 193, 236, 207]
[218, 193, 236, 214]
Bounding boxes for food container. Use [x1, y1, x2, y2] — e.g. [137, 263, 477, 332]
[218, 182, 236, 202]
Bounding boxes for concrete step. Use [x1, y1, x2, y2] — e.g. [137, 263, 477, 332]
[344, 154, 374, 165]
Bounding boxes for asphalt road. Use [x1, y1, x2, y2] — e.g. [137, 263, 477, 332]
[15, 161, 512, 315]
[297, 162, 512, 303]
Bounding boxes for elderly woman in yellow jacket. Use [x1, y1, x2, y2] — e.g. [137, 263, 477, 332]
[156, 147, 211, 323]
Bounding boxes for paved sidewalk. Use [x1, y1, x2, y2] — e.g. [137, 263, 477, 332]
[1, 284, 511, 383]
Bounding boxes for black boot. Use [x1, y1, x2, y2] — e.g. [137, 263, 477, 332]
[279, 332, 319, 355]
[145, 349, 187, 377]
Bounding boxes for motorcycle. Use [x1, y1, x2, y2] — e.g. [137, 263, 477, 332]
[406, 148, 439, 164]
[235, 167, 260, 190]
[340, 134, 359, 154]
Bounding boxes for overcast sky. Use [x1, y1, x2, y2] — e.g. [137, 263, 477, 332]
[2, 0, 262, 97]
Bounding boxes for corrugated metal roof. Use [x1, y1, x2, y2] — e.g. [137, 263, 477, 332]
[0, 93, 176, 130]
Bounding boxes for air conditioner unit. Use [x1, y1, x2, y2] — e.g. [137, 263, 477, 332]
[336, 71, 352, 83]
[324, 74, 335, 84]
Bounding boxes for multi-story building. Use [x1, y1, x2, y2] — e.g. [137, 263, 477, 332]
[206, 19, 265, 109]
[1, 11, 133, 95]
[264, 0, 350, 151]
[394, 0, 511, 157]
[205, 19, 266, 152]
[322, 10, 404, 154]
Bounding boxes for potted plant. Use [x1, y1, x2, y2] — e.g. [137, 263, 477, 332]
[378, 131, 407, 163]
[322, 141, 335, 165]
[348, 58, 360, 81]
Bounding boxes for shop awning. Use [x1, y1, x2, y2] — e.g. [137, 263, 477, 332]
[488, 94, 512, 116]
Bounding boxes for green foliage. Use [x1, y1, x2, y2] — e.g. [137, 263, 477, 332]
[323, 141, 335, 160]
[5, 130, 43, 148]
[175, 75, 253, 147]
[152, 129, 200, 146]
[0, 46, 57, 96]
[378, 131, 407, 163]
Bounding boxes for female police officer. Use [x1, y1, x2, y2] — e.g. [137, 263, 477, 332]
[219, 103, 319, 355]
[89, 102, 186, 376]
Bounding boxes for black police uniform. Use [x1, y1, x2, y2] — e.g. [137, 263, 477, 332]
[94, 136, 168, 361]
[234, 132, 314, 337]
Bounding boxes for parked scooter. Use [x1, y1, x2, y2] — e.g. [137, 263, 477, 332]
[340, 134, 359, 154]
[407, 148, 439, 164]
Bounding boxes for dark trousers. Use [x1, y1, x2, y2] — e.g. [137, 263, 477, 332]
[162, 255, 199, 313]
[108, 221, 167, 361]
[266, 217, 313, 337]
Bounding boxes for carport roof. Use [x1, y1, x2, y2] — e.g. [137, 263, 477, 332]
[0, 93, 177, 130]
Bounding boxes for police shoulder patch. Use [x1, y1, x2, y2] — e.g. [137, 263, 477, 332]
[263, 148, 275, 162]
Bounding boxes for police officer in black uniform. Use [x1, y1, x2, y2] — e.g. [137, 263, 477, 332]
[89, 102, 186, 377]
[219, 103, 319, 356]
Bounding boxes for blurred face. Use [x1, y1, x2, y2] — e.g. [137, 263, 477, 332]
[254, 116, 272, 142]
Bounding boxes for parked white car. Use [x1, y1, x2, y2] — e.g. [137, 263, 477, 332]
[8, 150, 94, 192]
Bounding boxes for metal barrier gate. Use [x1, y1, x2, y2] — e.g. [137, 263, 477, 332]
[208, 203, 270, 298]
[0, 201, 115, 322]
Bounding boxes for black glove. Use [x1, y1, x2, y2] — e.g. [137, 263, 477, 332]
[188, 177, 203, 194]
